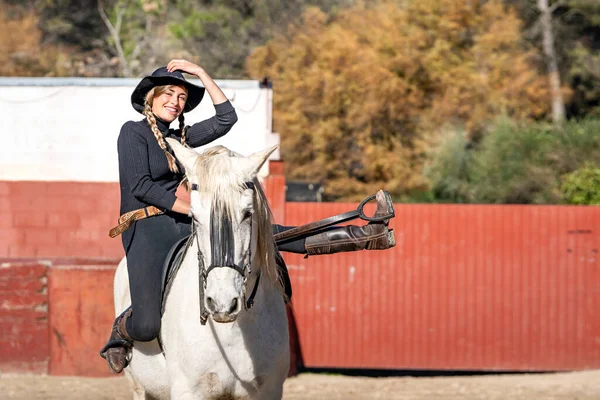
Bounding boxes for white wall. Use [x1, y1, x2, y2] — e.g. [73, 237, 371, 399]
[0, 78, 278, 182]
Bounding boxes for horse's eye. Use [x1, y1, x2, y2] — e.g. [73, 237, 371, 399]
[242, 210, 253, 221]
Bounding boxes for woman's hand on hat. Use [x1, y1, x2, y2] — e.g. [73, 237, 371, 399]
[168, 58, 226, 104]
[167, 59, 205, 78]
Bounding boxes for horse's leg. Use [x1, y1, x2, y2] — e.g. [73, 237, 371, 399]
[253, 378, 284, 400]
[127, 373, 144, 400]
[125, 369, 154, 400]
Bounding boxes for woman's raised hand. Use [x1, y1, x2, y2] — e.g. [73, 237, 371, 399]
[168, 58, 227, 104]
[166, 59, 205, 77]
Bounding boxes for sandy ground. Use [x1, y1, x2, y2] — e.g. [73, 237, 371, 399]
[1, 370, 599, 400]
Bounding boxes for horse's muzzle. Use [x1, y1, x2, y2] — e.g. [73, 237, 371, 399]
[206, 295, 242, 323]
[211, 312, 239, 323]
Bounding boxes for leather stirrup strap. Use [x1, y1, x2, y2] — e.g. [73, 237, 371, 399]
[274, 192, 394, 245]
[108, 206, 164, 238]
[274, 209, 360, 245]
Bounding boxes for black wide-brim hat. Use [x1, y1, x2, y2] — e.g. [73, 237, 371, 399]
[131, 67, 205, 114]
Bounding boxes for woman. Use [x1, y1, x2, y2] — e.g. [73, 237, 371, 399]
[100, 60, 395, 374]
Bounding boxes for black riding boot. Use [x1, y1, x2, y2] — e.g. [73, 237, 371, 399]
[304, 190, 396, 256]
[99, 307, 133, 373]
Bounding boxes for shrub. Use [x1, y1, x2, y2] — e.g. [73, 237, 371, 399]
[469, 118, 560, 204]
[421, 117, 600, 204]
[424, 129, 473, 203]
[561, 163, 600, 205]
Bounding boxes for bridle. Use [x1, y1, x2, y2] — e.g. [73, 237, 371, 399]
[190, 182, 261, 325]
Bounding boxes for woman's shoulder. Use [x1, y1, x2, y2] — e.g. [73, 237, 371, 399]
[120, 119, 148, 131]
[119, 119, 153, 136]
[118, 119, 151, 143]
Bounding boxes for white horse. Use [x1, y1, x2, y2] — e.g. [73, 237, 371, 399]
[113, 140, 290, 399]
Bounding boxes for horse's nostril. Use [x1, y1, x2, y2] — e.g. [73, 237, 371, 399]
[206, 296, 216, 312]
[228, 298, 239, 314]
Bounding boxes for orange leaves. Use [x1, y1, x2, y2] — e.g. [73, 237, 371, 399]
[247, 0, 550, 201]
[0, 6, 70, 77]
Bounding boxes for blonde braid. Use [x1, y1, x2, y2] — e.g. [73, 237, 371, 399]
[178, 113, 188, 145]
[177, 112, 192, 190]
[143, 91, 179, 174]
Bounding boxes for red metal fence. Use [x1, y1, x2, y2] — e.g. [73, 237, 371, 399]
[284, 203, 600, 371]
[1, 174, 599, 374]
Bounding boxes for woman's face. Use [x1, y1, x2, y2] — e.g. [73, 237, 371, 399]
[151, 85, 188, 122]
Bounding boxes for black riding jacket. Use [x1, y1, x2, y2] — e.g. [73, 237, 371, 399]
[117, 101, 238, 215]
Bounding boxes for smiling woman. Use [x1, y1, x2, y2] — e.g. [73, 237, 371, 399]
[150, 85, 188, 121]
[100, 59, 240, 374]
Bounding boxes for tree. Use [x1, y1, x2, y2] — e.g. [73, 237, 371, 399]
[1, 0, 359, 78]
[33, 0, 106, 50]
[505, 0, 600, 118]
[247, 0, 549, 200]
[561, 0, 600, 117]
[167, 0, 355, 78]
[0, 5, 72, 76]
[97, 0, 168, 77]
[537, 0, 566, 124]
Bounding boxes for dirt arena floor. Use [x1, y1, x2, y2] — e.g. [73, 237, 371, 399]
[1, 370, 599, 399]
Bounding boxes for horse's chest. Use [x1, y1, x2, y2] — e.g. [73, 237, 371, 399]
[174, 329, 260, 395]
[183, 326, 256, 370]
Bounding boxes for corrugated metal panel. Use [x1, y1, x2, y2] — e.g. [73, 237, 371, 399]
[284, 203, 600, 371]
[0, 262, 49, 374]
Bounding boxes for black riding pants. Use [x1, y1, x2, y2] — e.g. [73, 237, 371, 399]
[121, 214, 306, 342]
[121, 212, 191, 342]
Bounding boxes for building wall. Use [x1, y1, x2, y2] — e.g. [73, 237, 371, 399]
[0, 261, 49, 374]
[48, 262, 118, 376]
[0, 78, 278, 183]
[0, 181, 122, 258]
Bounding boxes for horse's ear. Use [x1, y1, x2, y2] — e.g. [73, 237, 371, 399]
[246, 145, 278, 176]
[165, 138, 198, 175]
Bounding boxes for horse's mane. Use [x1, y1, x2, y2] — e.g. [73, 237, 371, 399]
[194, 145, 284, 295]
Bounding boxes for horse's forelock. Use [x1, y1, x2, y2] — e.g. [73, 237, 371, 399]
[193, 148, 283, 294]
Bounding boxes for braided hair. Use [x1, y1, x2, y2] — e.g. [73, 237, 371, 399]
[179, 113, 188, 144]
[143, 85, 189, 174]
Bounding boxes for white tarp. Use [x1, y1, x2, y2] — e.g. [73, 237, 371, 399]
[0, 78, 279, 182]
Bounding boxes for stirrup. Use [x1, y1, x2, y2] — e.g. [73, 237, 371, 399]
[99, 339, 133, 360]
[360, 190, 395, 223]
[274, 190, 395, 245]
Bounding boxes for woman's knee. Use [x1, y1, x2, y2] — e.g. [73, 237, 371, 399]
[126, 312, 161, 342]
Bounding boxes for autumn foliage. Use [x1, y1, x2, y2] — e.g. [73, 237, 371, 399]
[0, 6, 70, 77]
[247, 0, 550, 200]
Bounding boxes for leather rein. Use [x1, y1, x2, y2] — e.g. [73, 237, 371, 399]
[273, 193, 393, 244]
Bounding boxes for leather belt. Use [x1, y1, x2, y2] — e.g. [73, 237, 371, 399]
[108, 206, 164, 238]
